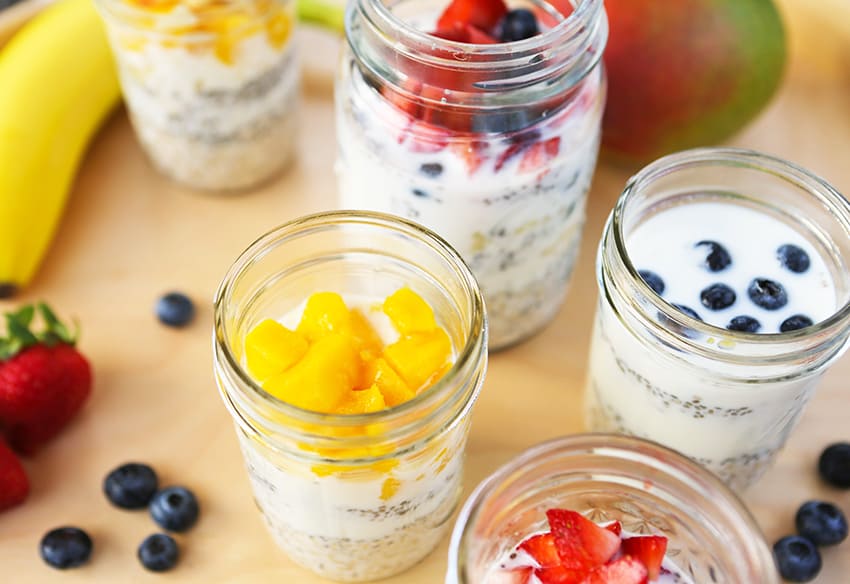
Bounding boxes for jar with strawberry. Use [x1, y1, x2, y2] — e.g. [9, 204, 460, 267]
[336, 0, 607, 350]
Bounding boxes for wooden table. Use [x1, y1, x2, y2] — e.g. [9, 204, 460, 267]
[1, 0, 849, 581]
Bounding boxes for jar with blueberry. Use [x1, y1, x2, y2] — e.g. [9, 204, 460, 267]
[335, 0, 607, 349]
[585, 148, 850, 491]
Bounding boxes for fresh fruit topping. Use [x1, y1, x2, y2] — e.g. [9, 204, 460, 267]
[603, 521, 622, 537]
[149, 486, 200, 532]
[780, 314, 814, 333]
[0, 439, 28, 511]
[245, 319, 309, 381]
[0, 303, 92, 455]
[383, 287, 437, 335]
[156, 292, 195, 327]
[818, 442, 850, 488]
[436, 0, 508, 34]
[419, 162, 444, 177]
[794, 500, 848, 547]
[777, 244, 811, 273]
[747, 278, 788, 311]
[580, 556, 648, 584]
[727, 315, 761, 333]
[495, 8, 540, 42]
[433, 23, 499, 44]
[519, 532, 561, 568]
[620, 535, 667, 580]
[40, 527, 93, 570]
[672, 304, 702, 321]
[519, 137, 561, 173]
[546, 509, 620, 572]
[699, 283, 736, 311]
[535, 564, 586, 583]
[138, 533, 179, 572]
[773, 535, 821, 583]
[103, 462, 159, 510]
[638, 270, 665, 296]
[383, 328, 452, 390]
[694, 240, 732, 272]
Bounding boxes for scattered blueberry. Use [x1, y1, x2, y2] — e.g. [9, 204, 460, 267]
[727, 315, 761, 333]
[638, 270, 665, 295]
[156, 292, 195, 327]
[747, 278, 788, 311]
[411, 188, 429, 198]
[138, 533, 179, 572]
[150, 486, 200, 532]
[795, 500, 848, 547]
[780, 314, 814, 333]
[40, 527, 93, 570]
[496, 9, 540, 42]
[778, 244, 811, 273]
[818, 442, 850, 488]
[695, 240, 732, 272]
[472, 111, 536, 134]
[700, 283, 736, 311]
[673, 304, 702, 321]
[773, 535, 821, 582]
[103, 462, 159, 510]
[419, 162, 443, 178]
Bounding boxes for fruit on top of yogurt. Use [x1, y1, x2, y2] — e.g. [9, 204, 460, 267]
[245, 319, 309, 381]
[436, 0, 507, 34]
[601, 0, 786, 164]
[0, 439, 28, 511]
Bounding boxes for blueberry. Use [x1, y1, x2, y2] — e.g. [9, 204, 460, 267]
[773, 535, 821, 582]
[778, 244, 811, 273]
[727, 315, 761, 333]
[150, 486, 199, 532]
[138, 533, 179, 572]
[818, 442, 850, 488]
[638, 270, 665, 295]
[695, 240, 732, 272]
[780, 314, 814, 333]
[700, 283, 736, 310]
[673, 304, 702, 321]
[103, 462, 159, 510]
[419, 163, 443, 178]
[40, 527, 93, 570]
[747, 278, 788, 311]
[411, 188, 429, 198]
[156, 292, 195, 327]
[496, 9, 540, 42]
[471, 110, 536, 134]
[795, 500, 848, 546]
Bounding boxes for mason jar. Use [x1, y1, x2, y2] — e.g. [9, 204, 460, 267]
[585, 148, 850, 491]
[213, 211, 487, 581]
[446, 434, 779, 583]
[336, 0, 607, 349]
[95, 0, 299, 191]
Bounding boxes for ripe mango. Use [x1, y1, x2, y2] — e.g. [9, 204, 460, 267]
[601, 0, 786, 164]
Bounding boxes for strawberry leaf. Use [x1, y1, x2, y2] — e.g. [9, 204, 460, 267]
[37, 303, 76, 345]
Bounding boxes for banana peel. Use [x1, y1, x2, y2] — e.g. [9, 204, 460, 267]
[0, 0, 120, 296]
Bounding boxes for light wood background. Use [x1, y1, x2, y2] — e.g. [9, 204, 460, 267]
[1, 0, 849, 581]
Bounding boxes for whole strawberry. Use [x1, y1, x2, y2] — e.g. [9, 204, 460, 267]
[0, 439, 29, 511]
[0, 304, 92, 455]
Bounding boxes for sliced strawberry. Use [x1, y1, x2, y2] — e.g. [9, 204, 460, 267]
[494, 140, 532, 172]
[535, 0, 575, 28]
[603, 521, 622, 537]
[546, 509, 621, 572]
[579, 556, 648, 584]
[451, 140, 488, 175]
[432, 23, 499, 44]
[380, 78, 422, 119]
[408, 121, 451, 153]
[621, 536, 668, 581]
[519, 136, 561, 172]
[464, 24, 499, 44]
[509, 566, 534, 584]
[535, 565, 588, 584]
[519, 533, 561, 568]
[437, 0, 508, 33]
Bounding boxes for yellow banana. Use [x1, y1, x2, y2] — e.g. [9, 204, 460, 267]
[0, 0, 120, 297]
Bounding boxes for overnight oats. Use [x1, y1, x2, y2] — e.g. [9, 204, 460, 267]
[585, 148, 850, 490]
[213, 211, 487, 581]
[336, 0, 608, 349]
[95, 0, 299, 191]
[446, 435, 779, 583]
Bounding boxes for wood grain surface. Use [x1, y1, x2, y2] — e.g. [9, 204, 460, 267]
[1, 0, 849, 581]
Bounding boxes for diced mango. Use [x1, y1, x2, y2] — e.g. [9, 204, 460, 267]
[383, 287, 437, 335]
[383, 329, 452, 391]
[334, 384, 387, 415]
[349, 308, 384, 360]
[265, 8, 292, 49]
[373, 358, 415, 407]
[297, 292, 351, 342]
[380, 476, 401, 501]
[245, 319, 308, 381]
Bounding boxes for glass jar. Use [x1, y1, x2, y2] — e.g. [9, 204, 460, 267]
[213, 211, 487, 582]
[585, 148, 850, 491]
[95, 0, 298, 191]
[335, 0, 607, 350]
[446, 434, 779, 583]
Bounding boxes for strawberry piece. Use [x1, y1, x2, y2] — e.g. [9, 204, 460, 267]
[0, 439, 28, 511]
[535, 565, 589, 584]
[432, 23, 499, 44]
[408, 121, 452, 153]
[546, 509, 621, 572]
[604, 521, 623, 537]
[620, 535, 668, 581]
[519, 136, 561, 173]
[494, 140, 533, 172]
[0, 304, 92, 455]
[451, 140, 488, 175]
[437, 0, 508, 34]
[579, 556, 648, 584]
[535, 0, 575, 28]
[519, 533, 561, 568]
[381, 78, 423, 119]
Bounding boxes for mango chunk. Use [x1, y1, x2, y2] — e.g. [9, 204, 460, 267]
[245, 319, 308, 381]
[334, 384, 387, 415]
[383, 329, 452, 390]
[349, 308, 384, 360]
[297, 292, 351, 342]
[383, 287, 437, 335]
[263, 333, 357, 412]
[373, 358, 415, 407]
